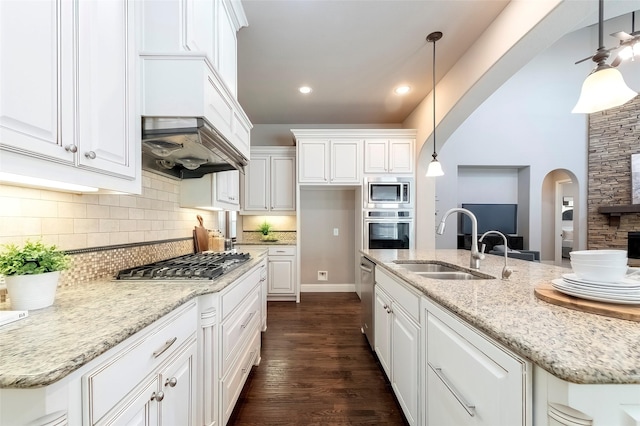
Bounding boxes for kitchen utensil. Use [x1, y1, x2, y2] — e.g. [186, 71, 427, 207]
[534, 283, 640, 322]
[194, 215, 209, 252]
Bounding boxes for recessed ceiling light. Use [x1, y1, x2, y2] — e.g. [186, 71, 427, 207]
[299, 86, 312, 94]
[394, 85, 411, 95]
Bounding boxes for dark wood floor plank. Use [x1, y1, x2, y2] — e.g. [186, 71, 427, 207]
[227, 292, 408, 426]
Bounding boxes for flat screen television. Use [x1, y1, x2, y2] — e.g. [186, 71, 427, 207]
[460, 203, 518, 235]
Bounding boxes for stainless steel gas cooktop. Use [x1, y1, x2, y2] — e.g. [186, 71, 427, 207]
[116, 252, 251, 281]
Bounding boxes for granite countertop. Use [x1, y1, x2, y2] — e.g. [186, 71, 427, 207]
[362, 248, 640, 385]
[0, 248, 267, 389]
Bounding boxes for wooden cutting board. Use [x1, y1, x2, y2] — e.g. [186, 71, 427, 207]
[534, 283, 640, 322]
[194, 215, 209, 252]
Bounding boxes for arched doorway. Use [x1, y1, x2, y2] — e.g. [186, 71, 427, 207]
[541, 169, 579, 265]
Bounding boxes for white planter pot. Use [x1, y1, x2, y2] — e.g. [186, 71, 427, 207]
[5, 271, 60, 310]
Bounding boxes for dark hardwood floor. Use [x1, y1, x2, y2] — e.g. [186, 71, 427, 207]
[227, 292, 409, 426]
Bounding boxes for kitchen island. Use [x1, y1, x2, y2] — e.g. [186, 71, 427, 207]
[363, 248, 640, 425]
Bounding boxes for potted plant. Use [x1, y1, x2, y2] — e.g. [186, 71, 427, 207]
[258, 221, 277, 242]
[0, 240, 70, 310]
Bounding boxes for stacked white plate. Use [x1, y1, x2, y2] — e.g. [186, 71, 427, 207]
[551, 274, 640, 305]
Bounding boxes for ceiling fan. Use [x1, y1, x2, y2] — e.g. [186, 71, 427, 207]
[571, 0, 637, 114]
[575, 8, 640, 67]
[610, 12, 640, 67]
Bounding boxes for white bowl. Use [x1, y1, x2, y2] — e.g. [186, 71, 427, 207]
[569, 250, 627, 261]
[570, 258, 628, 266]
[570, 262, 628, 283]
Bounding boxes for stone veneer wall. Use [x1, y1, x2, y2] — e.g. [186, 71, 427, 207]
[587, 96, 640, 249]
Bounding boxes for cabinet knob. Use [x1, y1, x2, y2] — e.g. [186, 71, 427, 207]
[150, 391, 165, 402]
[165, 377, 178, 387]
[64, 144, 78, 153]
[85, 151, 97, 159]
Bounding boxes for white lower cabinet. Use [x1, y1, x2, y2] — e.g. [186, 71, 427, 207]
[374, 268, 420, 426]
[83, 301, 198, 426]
[267, 246, 297, 302]
[422, 297, 531, 426]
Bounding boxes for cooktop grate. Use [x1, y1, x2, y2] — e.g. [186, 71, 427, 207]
[116, 252, 251, 281]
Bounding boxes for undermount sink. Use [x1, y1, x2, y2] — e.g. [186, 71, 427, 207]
[393, 262, 459, 273]
[414, 271, 482, 280]
[392, 261, 492, 280]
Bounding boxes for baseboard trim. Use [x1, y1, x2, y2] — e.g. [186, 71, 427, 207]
[300, 283, 356, 292]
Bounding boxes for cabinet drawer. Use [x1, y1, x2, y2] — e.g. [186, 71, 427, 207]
[426, 301, 528, 425]
[376, 268, 419, 322]
[267, 246, 295, 256]
[221, 326, 260, 425]
[221, 289, 261, 374]
[221, 265, 261, 319]
[84, 301, 197, 424]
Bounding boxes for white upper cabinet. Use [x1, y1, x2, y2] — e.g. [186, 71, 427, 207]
[364, 139, 414, 174]
[140, 0, 252, 160]
[292, 130, 416, 186]
[295, 137, 362, 185]
[0, 0, 140, 193]
[242, 147, 296, 213]
[180, 170, 240, 211]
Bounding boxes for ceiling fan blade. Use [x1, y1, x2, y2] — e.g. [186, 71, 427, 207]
[611, 54, 623, 67]
[611, 30, 634, 41]
[575, 55, 593, 65]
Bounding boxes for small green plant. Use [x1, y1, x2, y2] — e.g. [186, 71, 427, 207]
[0, 240, 70, 276]
[258, 221, 272, 236]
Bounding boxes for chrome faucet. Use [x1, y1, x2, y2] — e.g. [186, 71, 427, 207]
[479, 230, 513, 280]
[437, 208, 484, 269]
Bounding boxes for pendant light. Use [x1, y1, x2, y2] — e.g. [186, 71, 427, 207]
[572, 0, 637, 114]
[426, 31, 444, 177]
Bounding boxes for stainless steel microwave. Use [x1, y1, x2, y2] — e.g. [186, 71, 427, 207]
[364, 177, 414, 209]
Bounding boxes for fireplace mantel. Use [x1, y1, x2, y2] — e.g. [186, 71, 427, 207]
[598, 205, 640, 227]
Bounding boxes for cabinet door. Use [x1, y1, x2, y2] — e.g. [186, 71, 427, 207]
[160, 341, 196, 426]
[216, 170, 240, 208]
[244, 156, 269, 211]
[426, 308, 527, 426]
[388, 140, 413, 174]
[0, 0, 73, 163]
[216, 0, 238, 97]
[391, 306, 419, 426]
[298, 141, 328, 183]
[364, 140, 388, 173]
[331, 140, 361, 184]
[270, 156, 296, 210]
[77, 0, 136, 178]
[374, 287, 392, 378]
[100, 376, 160, 426]
[268, 257, 295, 295]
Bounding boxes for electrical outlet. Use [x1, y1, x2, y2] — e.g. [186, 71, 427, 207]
[333, 228, 339, 236]
[318, 271, 328, 281]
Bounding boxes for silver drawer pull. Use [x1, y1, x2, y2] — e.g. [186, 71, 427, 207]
[165, 377, 178, 387]
[153, 337, 177, 358]
[429, 363, 476, 417]
[242, 350, 257, 373]
[241, 312, 256, 329]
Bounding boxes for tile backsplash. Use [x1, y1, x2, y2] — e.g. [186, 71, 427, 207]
[0, 171, 219, 250]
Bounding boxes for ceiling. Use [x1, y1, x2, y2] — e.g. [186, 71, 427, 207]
[237, 0, 511, 125]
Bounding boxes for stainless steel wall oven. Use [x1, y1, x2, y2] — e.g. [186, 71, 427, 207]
[364, 210, 414, 250]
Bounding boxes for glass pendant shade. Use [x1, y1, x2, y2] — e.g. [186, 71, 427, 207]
[426, 159, 444, 177]
[572, 66, 638, 113]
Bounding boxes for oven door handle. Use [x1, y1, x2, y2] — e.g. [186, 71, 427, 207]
[360, 264, 373, 273]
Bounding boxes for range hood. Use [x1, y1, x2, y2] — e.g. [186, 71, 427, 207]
[142, 117, 248, 179]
